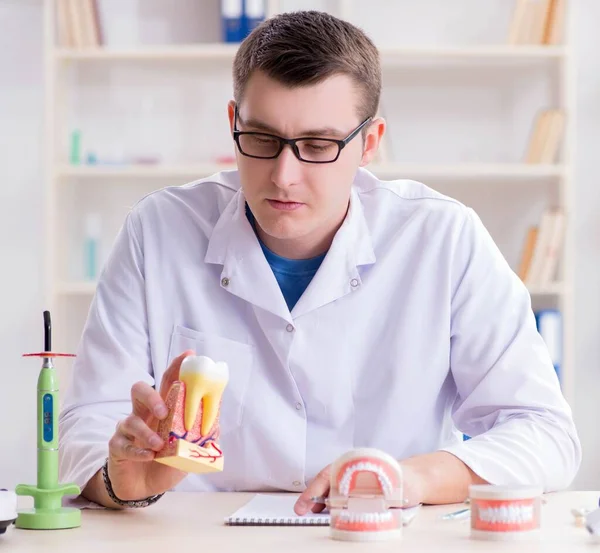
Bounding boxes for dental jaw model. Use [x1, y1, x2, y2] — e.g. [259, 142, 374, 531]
[328, 448, 404, 541]
[155, 355, 228, 473]
[0, 490, 17, 535]
[469, 485, 542, 540]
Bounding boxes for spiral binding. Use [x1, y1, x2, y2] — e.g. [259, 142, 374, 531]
[227, 516, 329, 526]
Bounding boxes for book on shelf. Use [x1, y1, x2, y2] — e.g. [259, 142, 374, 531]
[517, 226, 538, 281]
[525, 108, 565, 164]
[518, 207, 565, 287]
[535, 309, 562, 381]
[56, 0, 102, 48]
[508, 0, 564, 45]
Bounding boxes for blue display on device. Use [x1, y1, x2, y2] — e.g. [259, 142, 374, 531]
[43, 394, 53, 442]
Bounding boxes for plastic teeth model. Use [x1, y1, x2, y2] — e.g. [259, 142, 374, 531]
[155, 355, 229, 473]
[328, 448, 404, 542]
[0, 490, 17, 535]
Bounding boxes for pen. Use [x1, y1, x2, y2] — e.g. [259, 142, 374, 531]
[441, 507, 470, 521]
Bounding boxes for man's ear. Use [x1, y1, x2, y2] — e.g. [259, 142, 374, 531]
[227, 100, 236, 134]
[359, 116, 386, 167]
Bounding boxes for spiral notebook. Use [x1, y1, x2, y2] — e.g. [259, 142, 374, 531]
[225, 494, 329, 526]
[224, 493, 420, 526]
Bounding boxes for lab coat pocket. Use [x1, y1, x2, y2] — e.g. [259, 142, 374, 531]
[167, 325, 254, 438]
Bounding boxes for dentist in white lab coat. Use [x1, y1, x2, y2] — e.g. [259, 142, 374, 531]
[59, 10, 581, 513]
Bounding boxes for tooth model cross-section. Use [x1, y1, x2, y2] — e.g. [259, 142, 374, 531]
[154, 355, 229, 474]
[327, 448, 404, 542]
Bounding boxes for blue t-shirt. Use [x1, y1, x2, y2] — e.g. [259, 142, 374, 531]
[246, 205, 326, 311]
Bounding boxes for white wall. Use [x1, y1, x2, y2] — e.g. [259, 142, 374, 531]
[0, 0, 45, 488]
[0, 0, 598, 490]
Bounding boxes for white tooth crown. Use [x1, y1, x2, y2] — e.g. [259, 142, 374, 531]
[477, 505, 535, 525]
[179, 355, 229, 434]
[180, 355, 229, 382]
[338, 462, 394, 497]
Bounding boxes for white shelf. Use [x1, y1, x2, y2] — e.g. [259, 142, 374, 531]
[58, 281, 97, 295]
[55, 162, 565, 181]
[371, 163, 565, 180]
[54, 43, 240, 61]
[54, 44, 566, 63]
[379, 45, 566, 62]
[56, 163, 236, 178]
[57, 280, 567, 297]
[527, 282, 567, 296]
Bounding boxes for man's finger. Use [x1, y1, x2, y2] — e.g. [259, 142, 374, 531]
[118, 414, 164, 451]
[158, 349, 196, 399]
[294, 466, 331, 515]
[109, 432, 154, 462]
[131, 381, 167, 420]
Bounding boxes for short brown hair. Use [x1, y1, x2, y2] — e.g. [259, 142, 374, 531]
[232, 10, 381, 122]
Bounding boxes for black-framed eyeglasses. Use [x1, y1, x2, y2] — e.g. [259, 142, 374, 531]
[233, 105, 372, 164]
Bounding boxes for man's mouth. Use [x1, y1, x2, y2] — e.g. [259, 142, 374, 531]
[267, 199, 304, 211]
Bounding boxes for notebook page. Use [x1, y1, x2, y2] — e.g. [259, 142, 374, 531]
[225, 494, 328, 525]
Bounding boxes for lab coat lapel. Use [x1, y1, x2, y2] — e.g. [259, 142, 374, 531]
[205, 190, 292, 322]
[291, 187, 376, 319]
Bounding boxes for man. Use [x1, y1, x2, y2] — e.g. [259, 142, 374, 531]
[59, 10, 581, 513]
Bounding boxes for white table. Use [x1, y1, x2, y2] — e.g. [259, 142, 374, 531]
[4, 491, 600, 552]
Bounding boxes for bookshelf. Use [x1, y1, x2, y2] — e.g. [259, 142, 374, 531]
[44, 0, 574, 403]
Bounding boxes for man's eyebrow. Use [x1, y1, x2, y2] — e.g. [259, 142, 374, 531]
[239, 115, 346, 138]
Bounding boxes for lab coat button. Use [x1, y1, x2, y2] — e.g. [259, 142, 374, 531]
[286, 323, 294, 332]
[221, 277, 230, 287]
[350, 278, 359, 288]
[293, 481, 302, 487]
[295, 402, 302, 410]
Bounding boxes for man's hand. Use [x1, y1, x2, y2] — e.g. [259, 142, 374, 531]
[294, 465, 331, 515]
[82, 350, 195, 508]
[294, 451, 485, 515]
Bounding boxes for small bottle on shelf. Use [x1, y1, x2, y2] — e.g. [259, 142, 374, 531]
[83, 213, 101, 281]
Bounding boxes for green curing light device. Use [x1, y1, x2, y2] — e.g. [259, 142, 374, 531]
[15, 311, 81, 530]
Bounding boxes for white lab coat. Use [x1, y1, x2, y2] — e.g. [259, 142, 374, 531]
[58, 167, 581, 496]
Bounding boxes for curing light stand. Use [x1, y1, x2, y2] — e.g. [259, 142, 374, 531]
[15, 311, 81, 530]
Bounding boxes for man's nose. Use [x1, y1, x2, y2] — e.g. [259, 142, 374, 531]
[271, 144, 302, 189]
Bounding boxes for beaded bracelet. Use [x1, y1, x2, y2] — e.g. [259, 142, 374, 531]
[101, 457, 164, 508]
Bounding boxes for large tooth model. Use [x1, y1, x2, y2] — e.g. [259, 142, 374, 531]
[155, 355, 229, 473]
[328, 448, 404, 542]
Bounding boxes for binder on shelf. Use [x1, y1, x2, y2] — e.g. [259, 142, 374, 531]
[221, 0, 244, 43]
[244, 0, 266, 35]
[535, 309, 562, 381]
